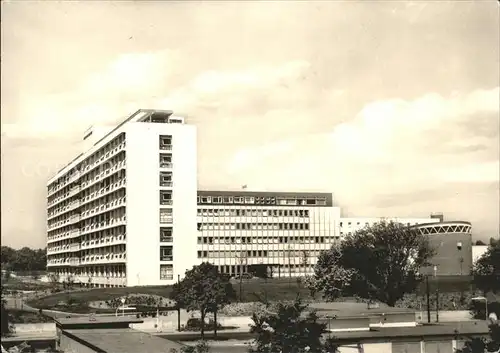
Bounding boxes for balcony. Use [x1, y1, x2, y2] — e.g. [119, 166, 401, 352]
[160, 144, 172, 151]
[159, 162, 173, 168]
[68, 186, 81, 198]
[160, 255, 173, 261]
[160, 199, 173, 206]
[69, 215, 81, 224]
[160, 181, 173, 187]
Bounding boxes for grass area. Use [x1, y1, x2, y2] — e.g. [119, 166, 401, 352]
[27, 276, 476, 312]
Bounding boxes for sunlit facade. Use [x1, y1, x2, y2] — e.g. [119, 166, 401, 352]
[46, 109, 197, 287]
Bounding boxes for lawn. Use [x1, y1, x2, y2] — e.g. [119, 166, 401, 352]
[27, 275, 476, 312]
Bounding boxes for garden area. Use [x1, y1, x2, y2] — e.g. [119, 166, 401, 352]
[25, 275, 490, 316]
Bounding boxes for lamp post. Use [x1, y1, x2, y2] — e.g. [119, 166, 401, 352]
[426, 273, 431, 323]
[456, 241, 463, 276]
[177, 274, 181, 331]
[471, 296, 489, 320]
[434, 265, 439, 323]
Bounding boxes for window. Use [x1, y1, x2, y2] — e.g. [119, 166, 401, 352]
[160, 191, 173, 205]
[159, 135, 172, 150]
[244, 196, 255, 204]
[201, 196, 211, 203]
[159, 172, 172, 187]
[160, 227, 173, 242]
[223, 196, 233, 203]
[213, 196, 222, 204]
[234, 196, 243, 204]
[160, 209, 173, 224]
[160, 246, 173, 261]
[160, 264, 173, 280]
[159, 153, 172, 168]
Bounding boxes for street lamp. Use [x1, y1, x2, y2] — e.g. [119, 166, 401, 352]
[115, 297, 126, 317]
[434, 265, 440, 323]
[471, 296, 488, 320]
[457, 242, 464, 275]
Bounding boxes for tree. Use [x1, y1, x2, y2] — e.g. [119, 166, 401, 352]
[169, 263, 236, 338]
[475, 240, 487, 246]
[456, 322, 500, 353]
[249, 296, 340, 353]
[312, 221, 435, 306]
[473, 241, 500, 294]
[1, 285, 14, 337]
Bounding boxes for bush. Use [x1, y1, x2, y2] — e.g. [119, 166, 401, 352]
[395, 291, 479, 311]
[181, 318, 222, 332]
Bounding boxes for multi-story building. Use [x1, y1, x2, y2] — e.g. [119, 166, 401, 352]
[196, 191, 341, 277]
[45, 109, 470, 287]
[46, 109, 197, 287]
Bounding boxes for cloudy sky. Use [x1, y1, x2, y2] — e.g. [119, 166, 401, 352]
[1, 1, 499, 249]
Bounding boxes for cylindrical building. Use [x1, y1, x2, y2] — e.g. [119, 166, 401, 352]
[412, 221, 473, 276]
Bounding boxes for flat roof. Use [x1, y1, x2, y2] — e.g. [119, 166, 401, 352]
[64, 328, 184, 353]
[55, 316, 143, 326]
[331, 321, 490, 342]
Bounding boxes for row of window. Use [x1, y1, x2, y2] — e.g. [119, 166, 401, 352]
[197, 236, 337, 244]
[197, 195, 327, 206]
[197, 249, 322, 258]
[197, 222, 310, 231]
[197, 209, 310, 218]
[48, 134, 125, 194]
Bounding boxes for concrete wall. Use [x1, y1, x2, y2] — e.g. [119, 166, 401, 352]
[339, 343, 391, 353]
[428, 232, 473, 276]
[13, 323, 56, 334]
[125, 122, 197, 286]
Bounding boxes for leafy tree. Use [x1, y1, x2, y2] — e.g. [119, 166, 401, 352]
[249, 296, 340, 353]
[1, 285, 14, 337]
[312, 221, 435, 306]
[473, 241, 500, 294]
[456, 322, 500, 353]
[490, 237, 498, 247]
[169, 262, 236, 338]
[0, 246, 47, 273]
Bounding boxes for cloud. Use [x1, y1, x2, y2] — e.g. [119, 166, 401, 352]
[1, 56, 311, 140]
[225, 87, 499, 199]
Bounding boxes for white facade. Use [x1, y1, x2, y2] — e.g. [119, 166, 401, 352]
[196, 191, 341, 277]
[339, 217, 440, 238]
[46, 109, 197, 287]
[195, 193, 441, 278]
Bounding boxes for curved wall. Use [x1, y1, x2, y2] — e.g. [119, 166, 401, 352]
[413, 222, 473, 276]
